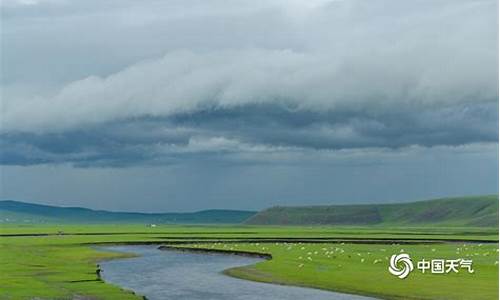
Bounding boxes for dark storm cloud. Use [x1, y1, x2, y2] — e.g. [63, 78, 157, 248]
[1, 0, 498, 167]
[1, 0, 498, 211]
[1, 100, 497, 167]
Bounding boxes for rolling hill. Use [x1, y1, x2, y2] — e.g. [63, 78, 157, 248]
[2, 195, 498, 226]
[0, 200, 256, 224]
[245, 195, 499, 227]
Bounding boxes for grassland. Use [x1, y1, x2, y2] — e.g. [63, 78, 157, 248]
[174, 242, 499, 300]
[246, 195, 499, 226]
[0, 224, 498, 300]
[0, 200, 255, 224]
[2, 196, 497, 227]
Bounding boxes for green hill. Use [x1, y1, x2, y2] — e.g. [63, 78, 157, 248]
[0, 200, 256, 224]
[245, 195, 498, 227]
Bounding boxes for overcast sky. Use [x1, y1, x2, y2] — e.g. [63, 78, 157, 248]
[0, 0, 498, 212]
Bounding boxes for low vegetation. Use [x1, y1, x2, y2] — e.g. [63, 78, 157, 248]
[0, 200, 255, 224]
[245, 195, 498, 226]
[178, 242, 499, 300]
[0, 224, 498, 300]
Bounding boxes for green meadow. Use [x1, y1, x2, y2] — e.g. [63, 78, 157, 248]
[0, 224, 498, 300]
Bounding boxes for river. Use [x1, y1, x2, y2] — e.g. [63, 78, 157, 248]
[98, 245, 375, 300]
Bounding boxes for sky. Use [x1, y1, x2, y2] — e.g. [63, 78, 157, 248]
[0, 0, 498, 212]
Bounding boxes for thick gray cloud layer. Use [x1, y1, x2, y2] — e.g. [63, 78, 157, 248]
[1, 0, 498, 167]
[0, 0, 497, 210]
[1, 101, 497, 167]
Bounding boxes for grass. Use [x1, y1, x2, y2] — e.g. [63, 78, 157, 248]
[246, 195, 499, 226]
[0, 224, 498, 300]
[0, 200, 256, 224]
[184, 242, 499, 300]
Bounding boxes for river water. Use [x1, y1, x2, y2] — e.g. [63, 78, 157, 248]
[98, 245, 375, 300]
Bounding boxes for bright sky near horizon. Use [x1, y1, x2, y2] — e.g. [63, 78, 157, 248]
[0, 0, 498, 212]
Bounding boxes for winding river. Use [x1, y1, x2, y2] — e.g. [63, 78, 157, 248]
[98, 246, 375, 300]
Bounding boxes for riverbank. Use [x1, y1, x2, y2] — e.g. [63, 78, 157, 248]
[100, 245, 373, 300]
[1, 224, 497, 299]
[161, 241, 499, 300]
[158, 244, 272, 259]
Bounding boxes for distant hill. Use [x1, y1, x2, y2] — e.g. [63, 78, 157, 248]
[0, 200, 256, 224]
[245, 195, 499, 227]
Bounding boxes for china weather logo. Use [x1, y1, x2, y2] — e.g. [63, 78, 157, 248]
[388, 253, 414, 279]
